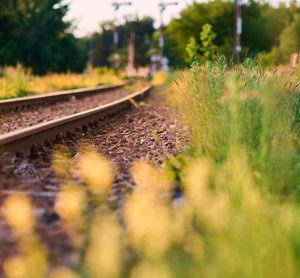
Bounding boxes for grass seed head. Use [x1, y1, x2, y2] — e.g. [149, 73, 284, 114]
[55, 184, 86, 230]
[78, 151, 114, 197]
[2, 194, 35, 236]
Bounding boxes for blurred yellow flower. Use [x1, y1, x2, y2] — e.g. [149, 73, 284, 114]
[2, 194, 34, 235]
[4, 236, 48, 278]
[124, 161, 178, 260]
[131, 160, 173, 193]
[52, 145, 72, 181]
[20, 236, 48, 278]
[183, 158, 229, 233]
[85, 214, 122, 278]
[78, 151, 114, 196]
[3, 255, 27, 278]
[183, 158, 212, 205]
[55, 184, 86, 228]
[124, 189, 173, 260]
[172, 202, 193, 243]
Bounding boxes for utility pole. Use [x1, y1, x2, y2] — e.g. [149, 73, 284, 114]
[112, 1, 132, 68]
[127, 31, 136, 76]
[234, 0, 242, 64]
[158, 1, 178, 69]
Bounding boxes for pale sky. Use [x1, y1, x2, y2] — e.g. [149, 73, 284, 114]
[66, 0, 290, 37]
[66, 0, 195, 37]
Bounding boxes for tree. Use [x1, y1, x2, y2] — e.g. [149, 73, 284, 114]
[90, 17, 155, 68]
[165, 0, 234, 66]
[0, 0, 87, 74]
[164, 0, 300, 67]
[278, 15, 300, 63]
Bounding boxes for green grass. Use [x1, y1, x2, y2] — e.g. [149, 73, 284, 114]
[164, 57, 300, 276]
[175, 57, 300, 196]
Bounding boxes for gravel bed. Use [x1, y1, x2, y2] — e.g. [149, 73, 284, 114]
[0, 88, 191, 272]
[0, 88, 130, 134]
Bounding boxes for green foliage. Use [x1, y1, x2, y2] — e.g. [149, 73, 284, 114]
[278, 15, 300, 63]
[186, 23, 217, 63]
[0, 0, 87, 74]
[200, 24, 217, 55]
[165, 0, 299, 66]
[263, 13, 300, 65]
[186, 37, 198, 63]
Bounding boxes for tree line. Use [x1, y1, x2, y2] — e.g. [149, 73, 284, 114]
[89, 17, 155, 69]
[1, 0, 300, 74]
[0, 0, 87, 74]
[164, 0, 300, 66]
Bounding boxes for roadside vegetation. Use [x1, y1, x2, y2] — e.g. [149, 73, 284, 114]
[0, 66, 123, 99]
[2, 57, 300, 277]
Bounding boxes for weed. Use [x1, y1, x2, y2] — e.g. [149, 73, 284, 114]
[0, 66, 124, 99]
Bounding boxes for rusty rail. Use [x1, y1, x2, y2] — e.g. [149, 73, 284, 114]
[0, 85, 151, 155]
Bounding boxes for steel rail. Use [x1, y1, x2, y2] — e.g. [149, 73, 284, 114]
[0, 83, 126, 112]
[0, 85, 151, 155]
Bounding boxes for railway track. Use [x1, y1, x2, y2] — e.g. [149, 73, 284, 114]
[0, 85, 151, 155]
[0, 85, 190, 272]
